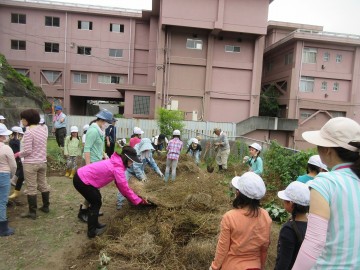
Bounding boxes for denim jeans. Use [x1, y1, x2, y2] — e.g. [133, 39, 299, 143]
[165, 159, 179, 181]
[0, 172, 11, 222]
[116, 170, 131, 209]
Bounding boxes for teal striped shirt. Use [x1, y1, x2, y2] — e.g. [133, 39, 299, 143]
[310, 163, 360, 269]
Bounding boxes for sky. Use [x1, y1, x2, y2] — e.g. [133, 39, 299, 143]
[47, 0, 360, 36]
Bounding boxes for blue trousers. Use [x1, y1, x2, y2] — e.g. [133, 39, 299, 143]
[0, 172, 11, 222]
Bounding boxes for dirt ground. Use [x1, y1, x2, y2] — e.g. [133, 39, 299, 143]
[1, 159, 281, 270]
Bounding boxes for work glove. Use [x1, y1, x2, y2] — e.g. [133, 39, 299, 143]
[141, 176, 148, 182]
[242, 156, 249, 164]
[158, 171, 164, 178]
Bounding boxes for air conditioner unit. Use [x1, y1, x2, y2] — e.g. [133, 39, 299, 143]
[166, 100, 178, 110]
[192, 110, 198, 121]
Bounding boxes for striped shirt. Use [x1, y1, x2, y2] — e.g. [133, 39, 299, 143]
[309, 163, 360, 269]
[20, 125, 48, 163]
[166, 137, 183, 160]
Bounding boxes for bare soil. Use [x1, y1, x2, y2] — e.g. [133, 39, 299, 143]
[1, 156, 281, 270]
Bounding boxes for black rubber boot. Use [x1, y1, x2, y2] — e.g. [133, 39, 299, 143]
[87, 210, 106, 238]
[78, 204, 88, 223]
[39, 192, 50, 213]
[0, 221, 15, 237]
[217, 165, 223, 173]
[21, 195, 37, 220]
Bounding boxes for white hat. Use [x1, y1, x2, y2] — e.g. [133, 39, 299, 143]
[302, 117, 360, 152]
[83, 124, 89, 131]
[39, 118, 45, 124]
[0, 115, 6, 120]
[278, 181, 310, 206]
[133, 127, 144, 135]
[231, 172, 266, 200]
[192, 138, 199, 144]
[249, 143, 262, 151]
[70, 126, 79, 133]
[11, 126, 24, 134]
[173, 130, 181, 136]
[308, 155, 327, 171]
[137, 138, 155, 153]
[0, 123, 12, 136]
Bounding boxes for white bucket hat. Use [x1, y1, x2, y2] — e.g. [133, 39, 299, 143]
[192, 138, 199, 144]
[0, 123, 13, 136]
[173, 130, 181, 136]
[83, 124, 89, 131]
[231, 172, 266, 200]
[11, 126, 24, 134]
[278, 181, 310, 206]
[0, 115, 5, 120]
[70, 126, 79, 133]
[308, 155, 327, 171]
[249, 142, 262, 151]
[133, 127, 144, 135]
[137, 138, 155, 153]
[302, 117, 360, 152]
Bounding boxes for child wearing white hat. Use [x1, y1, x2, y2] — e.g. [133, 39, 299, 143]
[8, 126, 25, 200]
[64, 126, 82, 179]
[0, 123, 16, 236]
[275, 181, 310, 270]
[243, 142, 263, 175]
[296, 155, 327, 184]
[210, 172, 272, 270]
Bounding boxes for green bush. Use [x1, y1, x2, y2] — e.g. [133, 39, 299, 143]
[263, 141, 317, 186]
[156, 107, 185, 138]
[264, 201, 289, 223]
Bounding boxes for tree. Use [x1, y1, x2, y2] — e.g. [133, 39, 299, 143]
[259, 85, 280, 117]
[156, 107, 185, 138]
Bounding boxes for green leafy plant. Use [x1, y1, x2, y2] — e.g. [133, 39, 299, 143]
[263, 141, 317, 186]
[259, 84, 280, 117]
[156, 107, 185, 138]
[264, 201, 289, 223]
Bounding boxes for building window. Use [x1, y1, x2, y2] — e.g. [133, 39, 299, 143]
[73, 73, 88, 83]
[321, 81, 327, 91]
[11, 13, 26, 24]
[323, 52, 330, 62]
[302, 48, 317, 64]
[133, 96, 150, 115]
[333, 82, 340, 91]
[45, 16, 60, 27]
[45, 42, 59, 53]
[336, 54, 342, 63]
[11, 40, 26, 50]
[78, 21, 92, 30]
[42, 70, 61, 83]
[265, 61, 273, 72]
[186, 38, 203, 50]
[300, 112, 313, 119]
[98, 74, 123, 84]
[109, 49, 123, 58]
[329, 111, 346, 117]
[225, 45, 240, 53]
[285, 52, 293, 65]
[110, 23, 124, 33]
[300, 76, 314, 92]
[77, 46, 91, 55]
[15, 69, 29, 77]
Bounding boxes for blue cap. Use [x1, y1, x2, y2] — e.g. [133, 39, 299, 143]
[55, 105, 62, 111]
[95, 109, 113, 124]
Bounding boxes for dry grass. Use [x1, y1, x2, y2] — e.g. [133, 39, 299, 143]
[72, 154, 281, 270]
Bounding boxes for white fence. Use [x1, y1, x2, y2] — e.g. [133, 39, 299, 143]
[45, 114, 237, 140]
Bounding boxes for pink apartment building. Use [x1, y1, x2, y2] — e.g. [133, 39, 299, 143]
[0, 0, 272, 124]
[263, 21, 360, 149]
